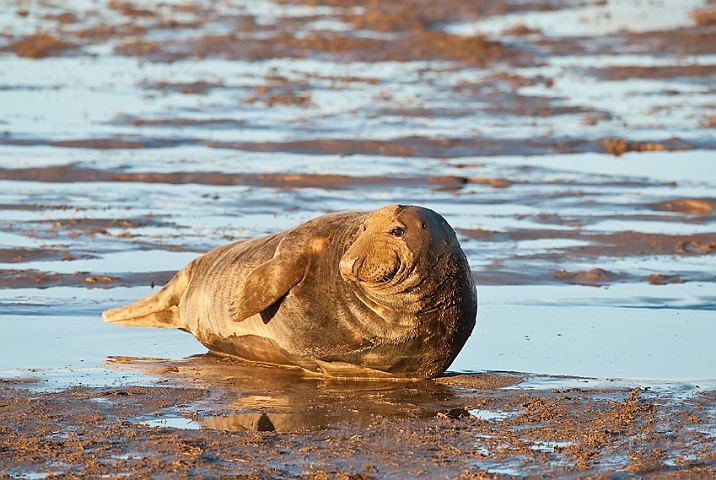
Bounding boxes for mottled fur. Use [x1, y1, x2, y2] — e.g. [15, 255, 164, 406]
[103, 205, 477, 378]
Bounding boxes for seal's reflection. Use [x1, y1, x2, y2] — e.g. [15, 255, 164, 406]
[107, 353, 459, 433]
[206, 413, 279, 432]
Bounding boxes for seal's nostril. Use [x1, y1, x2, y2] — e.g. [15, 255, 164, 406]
[351, 257, 364, 276]
[340, 255, 363, 282]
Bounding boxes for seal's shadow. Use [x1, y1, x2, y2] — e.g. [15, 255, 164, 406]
[259, 297, 283, 324]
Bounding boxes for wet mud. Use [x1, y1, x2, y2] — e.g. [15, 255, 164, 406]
[2, 359, 715, 478]
[0, 32, 80, 58]
[2, 135, 706, 157]
[462, 228, 716, 257]
[0, 163, 472, 188]
[0, 269, 177, 289]
[591, 65, 716, 81]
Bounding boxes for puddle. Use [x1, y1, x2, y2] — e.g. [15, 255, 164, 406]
[529, 439, 573, 453]
[94, 354, 480, 432]
[202, 412, 325, 432]
[468, 408, 518, 422]
[139, 415, 200, 430]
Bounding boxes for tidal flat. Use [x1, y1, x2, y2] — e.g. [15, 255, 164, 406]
[1, 0, 715, 477]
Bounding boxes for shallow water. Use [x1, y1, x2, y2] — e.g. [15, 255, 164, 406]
[1, 0, 715, 397]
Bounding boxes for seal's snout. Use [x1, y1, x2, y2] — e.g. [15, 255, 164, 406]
[340, 254, 363, 283]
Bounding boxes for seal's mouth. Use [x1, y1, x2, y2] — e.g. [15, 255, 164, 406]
[340, 249, 402, 285]
[375, 261, 400, 284]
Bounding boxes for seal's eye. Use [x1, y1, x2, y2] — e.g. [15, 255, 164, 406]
[389, 227, 405, 237]
[421, 222, 426, 229]
[362, 225, 366, 232]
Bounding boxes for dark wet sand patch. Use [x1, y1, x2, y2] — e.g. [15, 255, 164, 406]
[4, 216, 181, 240]
[481, 101, 595, 118]
[373, 107, 474, 118]
[701, 115, 716, 128]
[0, 377, 41, 384]
[433, 372, 522, 389]
[0, 269, 176, 288]
[48, 138, 188, 149]
[531, 14, 716, 56]
[287, 0, 568, 25]
[591, 65, 716, 81]
[0, 247, 95, 263]
[112, 116, 246, 128]
[690, 9, 716, 27]
[553, 268, 626, 287]
[0, 32, 80, 58]
[107, 0, 156, 18]
[600, 137, 674, 156]
[73, 23, 147, 41]
[0, 164, 476, 189]
[649, 198, 716, 214]
[112, 23, 529, 67]
[536, 28, 716, 57]
[39, 12, 79, 25]
[242, 84, 313, 108]
[95, 0, 551, 67]
[1, 365, 714, 478]
[646, 273, 686, 285]
[44, 216, 171, 231]
[462, 226, 716, 286]
[0, 203, 78, 211]
[208, 136, 705, 157]
[461, 228, 716, 257]
[2, 135, 709, 156]
[141, 80, 225, 95]
[624, 28, 716, 56]
[0, 162, 683, 190]
[476, 269, 712, 287]
[518, 208, 716, 227]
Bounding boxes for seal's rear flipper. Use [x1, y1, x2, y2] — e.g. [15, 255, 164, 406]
[103, 306, 182, 328]
[102, 259, 197, 329]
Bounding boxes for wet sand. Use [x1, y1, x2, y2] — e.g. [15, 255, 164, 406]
[2, 358, 715, 479]
[1, 0, 716, 477]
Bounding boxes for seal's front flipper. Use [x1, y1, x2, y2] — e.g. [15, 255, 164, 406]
[102, 259, 197, 329]
[229, 242, 310, 323]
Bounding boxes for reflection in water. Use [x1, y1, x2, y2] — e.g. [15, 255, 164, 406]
[107, 353, 464, 432]
[205, 413, 304, 432]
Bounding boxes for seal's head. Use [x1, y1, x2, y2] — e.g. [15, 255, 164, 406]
[338, 204, 476, 376]
[339, 204, 455, 305]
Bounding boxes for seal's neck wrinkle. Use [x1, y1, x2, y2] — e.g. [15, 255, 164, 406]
[350, 287, 420, 343]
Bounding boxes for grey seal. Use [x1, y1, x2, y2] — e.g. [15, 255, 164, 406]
[103, 204, 477, 378]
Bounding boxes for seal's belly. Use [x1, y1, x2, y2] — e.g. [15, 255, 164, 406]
[179, 240, 369, 366]
[196, 283, 368, 360]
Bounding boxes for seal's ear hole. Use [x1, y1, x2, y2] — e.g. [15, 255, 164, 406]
[421, 222, 427, 229]
[362, 225, 366, 232]
[389, 227, 405, 237]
